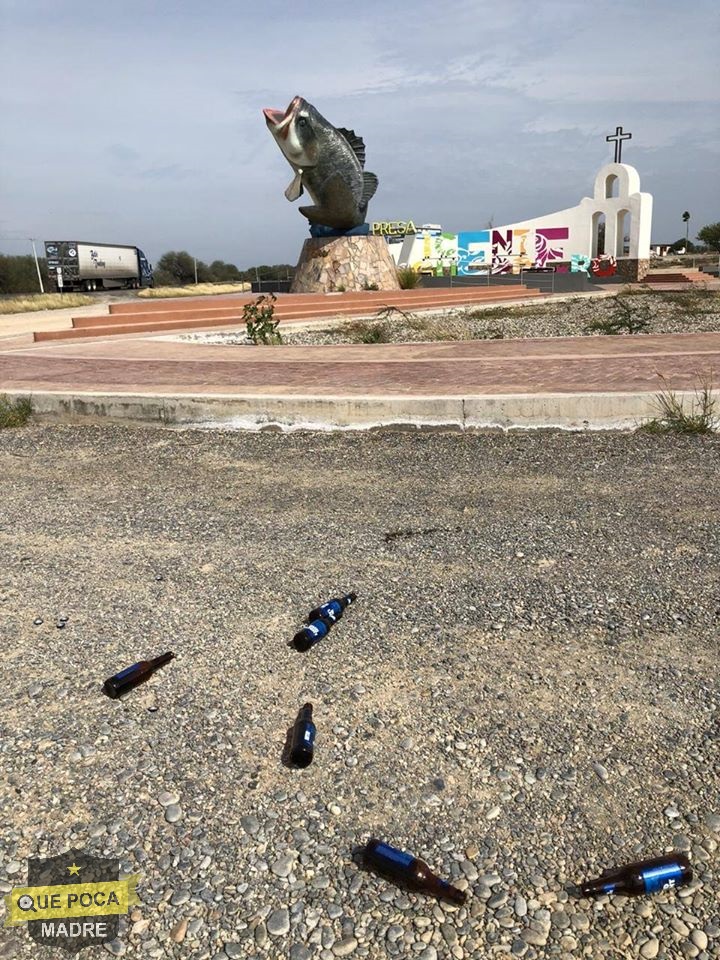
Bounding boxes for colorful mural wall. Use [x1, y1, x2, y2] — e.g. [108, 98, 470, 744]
[385, 162, 652, 279]
[395, 226, 572, 276]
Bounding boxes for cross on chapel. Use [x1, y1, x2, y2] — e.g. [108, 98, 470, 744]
[606, 126, 632, 163]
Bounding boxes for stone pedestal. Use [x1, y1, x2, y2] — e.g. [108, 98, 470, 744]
[291, 235, 401, 293]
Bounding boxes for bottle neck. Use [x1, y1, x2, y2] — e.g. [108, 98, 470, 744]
[150, 652, 175, 668]
[581, 878, 616, 897]
[299, 703, 313, 722]
[433, 877, 467, 905]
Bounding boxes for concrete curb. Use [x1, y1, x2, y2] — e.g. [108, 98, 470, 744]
[4, 388, 710, 432]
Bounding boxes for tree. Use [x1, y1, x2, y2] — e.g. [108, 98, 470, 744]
[155, 250, 202, 285]
[209, 260, 242, 282]
[697, 222, 720, 253]
[0, 254, 48, 294]
[682, 211, 691, 248]
[669, 238, 698, 254]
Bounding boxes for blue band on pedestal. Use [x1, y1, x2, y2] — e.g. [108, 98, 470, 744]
[309, 223, 370, 238]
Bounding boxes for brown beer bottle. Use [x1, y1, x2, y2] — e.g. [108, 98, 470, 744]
[288, 703, 316, 767]
[580, 853, 692, 897]
[103, 652, 175, 699]
[363, 838, 467, 905]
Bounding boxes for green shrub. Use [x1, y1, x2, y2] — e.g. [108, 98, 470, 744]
[397, 267, 421, 289]
[243, 294, 282, 345]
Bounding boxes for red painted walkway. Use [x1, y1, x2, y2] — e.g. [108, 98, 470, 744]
[2, 331, 718, 398]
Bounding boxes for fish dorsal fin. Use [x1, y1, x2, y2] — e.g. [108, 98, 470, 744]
[336, 127, 366, 167]
[362, 171, 378, 205]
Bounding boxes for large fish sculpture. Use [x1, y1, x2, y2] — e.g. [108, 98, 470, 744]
[263, 96, 378, 231]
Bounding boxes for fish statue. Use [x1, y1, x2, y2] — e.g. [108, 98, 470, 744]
[263, 96, 379, 231]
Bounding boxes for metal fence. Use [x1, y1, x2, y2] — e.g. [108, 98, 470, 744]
[424, 268, 557, 293]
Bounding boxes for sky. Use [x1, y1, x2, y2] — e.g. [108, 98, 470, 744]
[1, 0, 718, 269]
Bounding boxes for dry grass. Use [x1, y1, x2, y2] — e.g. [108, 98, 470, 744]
[639, 373, 718, 435]
[0, 395, 32, 428]
[653, 288, 719, 314]
[138, 282, 251, 299]
[0, 293, 93, 315]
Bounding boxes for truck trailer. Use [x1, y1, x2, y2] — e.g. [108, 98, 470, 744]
[44, 241, 153, 292]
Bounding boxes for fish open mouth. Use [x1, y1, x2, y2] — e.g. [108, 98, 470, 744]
[263, 97, 302, 138]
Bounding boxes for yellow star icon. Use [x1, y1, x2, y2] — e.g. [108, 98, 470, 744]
[67, 863, 81, 876]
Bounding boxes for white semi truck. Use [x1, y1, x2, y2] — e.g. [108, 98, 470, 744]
[44, 241, 154, 292]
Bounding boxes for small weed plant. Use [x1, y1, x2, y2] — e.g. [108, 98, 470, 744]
[344, 318, 392, 343]
[397, 267, 421, 289]
[0, 394, 32, 428]
[640, 373, 718, 435]
[585, 294, 651, 335]
[243, 294, 282, 344]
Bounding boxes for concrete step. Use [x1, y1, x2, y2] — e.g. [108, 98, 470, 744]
[35, 288, 543, 343]
[74, 288, 541, 330]
[644, 271, 709, 283]
[107, 286, 537, 316]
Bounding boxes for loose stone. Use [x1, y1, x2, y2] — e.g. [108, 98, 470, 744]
[691, 930, 708, 950]
[170, 919, 188, 943]
[290, 947, 312, 960]
[640, 938, 660, 959]
[267, 908, 290, 936]
[332, 938, 358, 957]
[164, 804, 183, 823]
[271, 852, 297, 878]
[418, 948, 438, 960]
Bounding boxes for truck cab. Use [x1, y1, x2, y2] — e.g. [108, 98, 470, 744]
[138, 250, 154, 288]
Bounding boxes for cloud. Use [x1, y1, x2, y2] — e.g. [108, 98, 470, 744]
[0, 0, 717, 264]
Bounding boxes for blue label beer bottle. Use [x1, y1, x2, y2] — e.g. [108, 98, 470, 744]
[289, 703, 316, 767]
[103, 652, 175, 699]
[580, 853, 692, 897]
[308, 592, 357, 624]
[293, 615, 333, 652]
[363, 838, 467, 905]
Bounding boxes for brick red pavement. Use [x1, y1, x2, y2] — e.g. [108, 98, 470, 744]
[1, 331, 718, 398]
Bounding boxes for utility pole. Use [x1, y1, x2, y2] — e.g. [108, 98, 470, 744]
[29, 238, 45, 293]
[194, 258, 198, 284]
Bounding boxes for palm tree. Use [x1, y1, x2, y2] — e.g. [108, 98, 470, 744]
[682, 211, 691, 248]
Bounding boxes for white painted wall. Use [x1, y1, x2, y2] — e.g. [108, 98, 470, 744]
[386, 162, 652, 272]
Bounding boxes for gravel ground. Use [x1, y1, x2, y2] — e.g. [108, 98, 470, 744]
[0, 425, 719, 960]
[177, 291, 720, 347]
